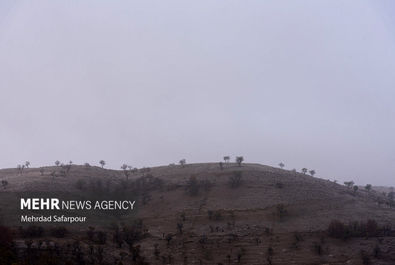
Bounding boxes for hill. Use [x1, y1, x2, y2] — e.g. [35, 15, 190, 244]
[0, 162, 394, 264]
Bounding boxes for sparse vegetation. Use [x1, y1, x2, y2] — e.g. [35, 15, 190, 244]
[223, 156, 230, 163]
[327, 219, 380, 239]
[278, 162, 285, 169]
[50, 226, 68, 238]
[186, 176, 200, 196]
[275, 203, 287, 220]
[309, 169, 316, 176]
[99, 160, 106, 168]
[301, 168, 308, 174]
[344, 181, 354, 189]
[208, 210, 223, 221]
[75, 179, 87, 190]
[228, 171, 243, 188]
[235, 156, 244, 167]
[179, 159, 186, 167]
[1, 180, 8, 189]
[19, 225, 44, 238]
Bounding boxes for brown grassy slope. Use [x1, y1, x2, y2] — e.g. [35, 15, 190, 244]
[1, 163, 395, 264]
[0, 162, 393, 231]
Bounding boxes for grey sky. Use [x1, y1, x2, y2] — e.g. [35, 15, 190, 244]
[0, 1, 394, 185]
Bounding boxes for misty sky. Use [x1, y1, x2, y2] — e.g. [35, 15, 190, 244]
[0, 1, 394, 186]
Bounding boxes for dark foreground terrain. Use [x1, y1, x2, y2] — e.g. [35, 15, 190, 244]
[0, 163, 394, 264]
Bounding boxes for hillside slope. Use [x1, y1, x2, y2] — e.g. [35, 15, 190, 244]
[0, 163, 394, 264]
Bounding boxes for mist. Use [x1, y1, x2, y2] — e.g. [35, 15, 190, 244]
[0, 0, 394, 186]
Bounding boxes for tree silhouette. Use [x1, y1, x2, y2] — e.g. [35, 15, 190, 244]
[99, 160, 105, 168]
[186, 176, 199, 196]
[121, 164, 129, 180]
[278, 162, 285, 169]
[179, 159, 186, 168]
[1, 180, 8, 189]
[229, 171, 243, 188]
[236, 156, 244, 167]
[301, 168, 308, 174]
[55, 160, 60, 167]
[353, 185, 359, 193]
[309, 170, 316, 176]
[365, 184, 372, 192]
[223, 156, 230, 163]
[17, 164, 23, 175]
[344, 181, 354, 189]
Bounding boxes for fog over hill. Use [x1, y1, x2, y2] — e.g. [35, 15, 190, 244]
[1, 0, 395, 186]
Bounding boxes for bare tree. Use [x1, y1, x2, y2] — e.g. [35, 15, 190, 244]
[301, 168, 308, 174]
[179, 159, 186, 168]
[278, 162, 285, 169]
[1, 180, 8, 189]
[229, 171, 243, 188]
[17, 164, 23, 175]
[121, 164, 129, 180]
[99, 160, 106, 168]
[236, 156, 244, 167]
[223, 156, 230, 163]
[344, 181, 354, 189]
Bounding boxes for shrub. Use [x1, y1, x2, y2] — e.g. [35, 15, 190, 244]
[327, 219, 380, 239]
[208, 210, 222, 221]
[313, 242, 322, 255]
[0, 226, 13, 248]
[275, 204, 287, 219]
[1, 180, 8, 189]
[186, 176, 200, 196]
[50, 226, 68, 238]
[0, 226, 15, 264]
[75, 179, 87, 190]
[366, 219, 378, 237]
[327, 220, 346, 239]
[19, 225, 44, 238]
[228, 171, 242, 188]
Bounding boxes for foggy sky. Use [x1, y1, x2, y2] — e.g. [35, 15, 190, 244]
[0, 1, 394, 186]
